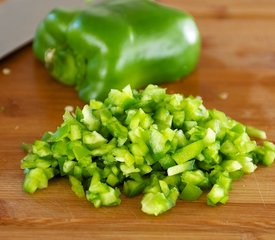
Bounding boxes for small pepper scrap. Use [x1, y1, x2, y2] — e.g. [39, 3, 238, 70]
[33, 0, 201, 101]
[21, 85, 275, 216]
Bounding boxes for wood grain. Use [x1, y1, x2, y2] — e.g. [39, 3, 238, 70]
[1, 0, 275, 239]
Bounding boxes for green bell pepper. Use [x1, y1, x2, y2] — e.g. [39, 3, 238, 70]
[33, 0, 201, 101]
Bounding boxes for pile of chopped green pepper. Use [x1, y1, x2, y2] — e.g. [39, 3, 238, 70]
[21, 85, 275, 216]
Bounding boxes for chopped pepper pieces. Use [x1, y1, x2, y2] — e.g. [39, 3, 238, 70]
[21, 85, 275, 215]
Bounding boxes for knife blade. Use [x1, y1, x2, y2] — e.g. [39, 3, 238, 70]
[0, 0, 88, 60]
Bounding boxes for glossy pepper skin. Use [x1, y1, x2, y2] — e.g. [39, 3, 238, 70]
[33, 0, 201, 101]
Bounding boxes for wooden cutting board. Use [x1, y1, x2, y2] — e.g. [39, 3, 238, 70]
[1, 0, 275, 239]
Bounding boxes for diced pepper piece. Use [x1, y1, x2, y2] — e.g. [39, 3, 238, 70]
[203, 128, 216, 145]
[89, 99, 104, 110]
[81, 105, 100, 131]
[172, 110, 185, 128]
[207, 184, 227, 206]
[69, 124, 82, 141]
[35, 158, 52, 169]
[141, 85, 166, 103]
[126, 108, 153, 130]
[167, 160, 195, 176]
[90, 139, 117, 156]
[216, 173, 232, 192]
[23, 168, 48, 193]
[154, 107, 173, 129]
[44, 167, 57, 179]
[183, 97, 209, 121]
[83, 131, 107, 148]
[123, 179, 147, 197]
[50, 124, 69, 142]
[181, 170, 208, 186]
[238, 156, 257, 174]
[222, 160, 242, 173]
[163, 175, 181, 188]
[63, 160, 76, 174]
[112, 148, 135, 166]
[180, 183, 203, 201]
[159, 180, 170, 195]
[159, 155, 176, 170]
[20, 154, 37, 169]
[73, 165, 83, 179]
[106, 173, 120, 187]
[107, 85, 137, 109]
[51, 141, 68, 158]
[246, 126, 267, 140]
[220, 140, 237, 156]
[129, 142, 149, 157]
[32, 140, 51, 157]
[104, 117, 128, 146]
[172, 140, 204, 165]
[138, 164, 152, 175]
[141, 187, 179, 216]
[120, 164, 140, 176]
[86, 172, 121, 208]
[69, 175, 85, 198]
[263, 150, 275, 166]
[149, 128, 168, 157]
[71, 141, 91, 161]
[172, 130, 188, 149]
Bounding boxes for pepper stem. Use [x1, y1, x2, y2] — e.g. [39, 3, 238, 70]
[44, 47, 80, 86]
[44, 48, 56, 68]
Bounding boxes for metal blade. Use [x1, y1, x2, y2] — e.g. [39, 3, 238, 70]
[0, 0, 87, 60]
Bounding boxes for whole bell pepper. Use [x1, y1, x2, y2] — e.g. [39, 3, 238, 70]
[33, 0, 201, 101]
